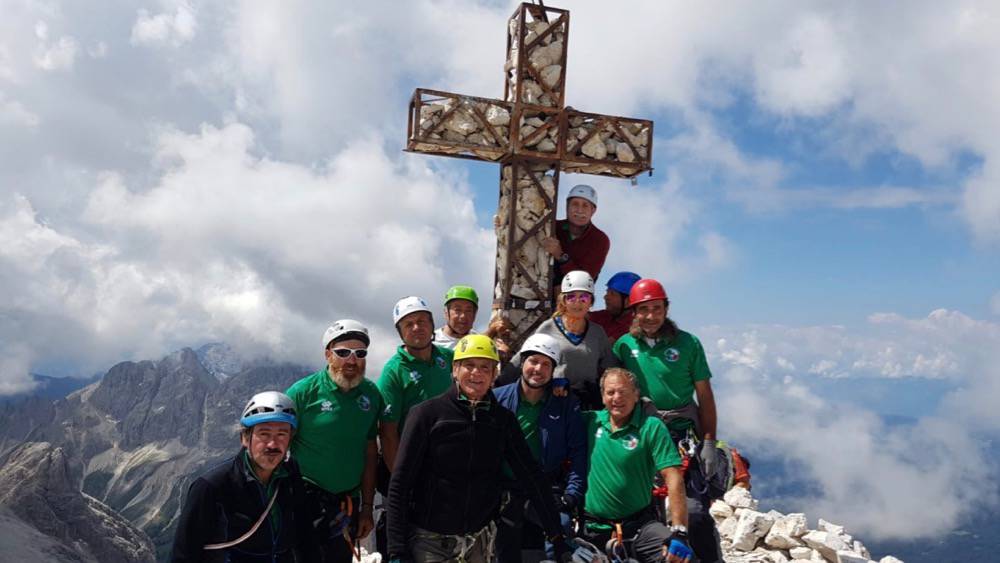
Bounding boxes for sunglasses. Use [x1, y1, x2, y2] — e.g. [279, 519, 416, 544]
[330, 348, 369, 359]
[564, 293, 593, 303]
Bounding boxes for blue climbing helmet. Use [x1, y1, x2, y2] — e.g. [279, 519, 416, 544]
[606, 271, 641, 296]
[240, 391, 298, 429]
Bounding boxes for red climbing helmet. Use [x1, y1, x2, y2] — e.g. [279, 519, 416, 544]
[628, 278, 668, 308]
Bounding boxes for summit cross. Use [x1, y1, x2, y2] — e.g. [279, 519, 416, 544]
[405, 2, 654, 343]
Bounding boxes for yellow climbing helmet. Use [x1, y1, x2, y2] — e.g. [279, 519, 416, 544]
[453, 334, 500, 363]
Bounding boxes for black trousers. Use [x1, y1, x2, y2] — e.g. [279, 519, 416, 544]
[495, 488, 547, 563]
[664, 429, 723, 563]
[302, 482, 357, 563]
[580, 518, 671, 563]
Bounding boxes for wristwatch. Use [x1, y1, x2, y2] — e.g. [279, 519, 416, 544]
[557, 253, 570, 264]
[669, 524, 688, 534]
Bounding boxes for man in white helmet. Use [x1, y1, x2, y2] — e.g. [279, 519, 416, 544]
[376, 296, 454, 555]
[286, 320, 381, 562]
[493, 334, 587, 563]
[541, 184, 610, 288]
[172, 391, 315, 562]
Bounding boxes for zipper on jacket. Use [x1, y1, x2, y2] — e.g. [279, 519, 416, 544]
[462, 399, 477, 536]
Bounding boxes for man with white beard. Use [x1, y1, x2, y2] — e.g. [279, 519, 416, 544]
[286, 319, 381, 562]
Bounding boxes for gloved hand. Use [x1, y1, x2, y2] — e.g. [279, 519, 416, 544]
[555, 493, 577, 514]
[551, 536, 574, 563]
[699, 438, 719, 479]
[665, 529, 693, 562]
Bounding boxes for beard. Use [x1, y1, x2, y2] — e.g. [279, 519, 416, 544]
[330, 367, 365, 390]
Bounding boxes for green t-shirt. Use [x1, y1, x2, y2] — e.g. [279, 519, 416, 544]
[286, 369, 382, 494]
[583, 408, 681, 522]
[503, 391, 545, 478]
[377, 345, 453, 429]
[612, 331, 711, 430]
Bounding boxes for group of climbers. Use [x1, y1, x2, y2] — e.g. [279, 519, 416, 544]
[171, 184, 744, 563]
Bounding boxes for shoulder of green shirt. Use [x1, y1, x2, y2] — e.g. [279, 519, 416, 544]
[286, 369, 320, 397]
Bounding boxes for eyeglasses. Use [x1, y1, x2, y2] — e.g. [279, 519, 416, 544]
[330, 348, 369, 359]
[564, 293, 593, 303]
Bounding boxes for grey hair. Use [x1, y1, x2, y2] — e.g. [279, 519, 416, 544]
[599, 367, 639, 392]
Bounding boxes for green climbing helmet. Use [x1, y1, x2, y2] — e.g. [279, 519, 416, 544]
[444, 285, 479, 308]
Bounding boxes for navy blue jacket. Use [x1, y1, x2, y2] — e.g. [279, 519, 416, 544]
[494, 380, 588, 502]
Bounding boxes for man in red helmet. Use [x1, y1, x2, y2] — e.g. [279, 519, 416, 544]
[612, 279, 723, 563]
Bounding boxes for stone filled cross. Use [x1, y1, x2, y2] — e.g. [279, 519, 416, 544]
[406, 2, 654, 344]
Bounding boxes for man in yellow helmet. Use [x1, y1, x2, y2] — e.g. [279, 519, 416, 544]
[385, 335, 574, 563]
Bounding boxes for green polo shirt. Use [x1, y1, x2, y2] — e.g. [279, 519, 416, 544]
[612, 331, 711, 430]
[503, 390, 545, 479]
[584, 408, 681, 523]
[286, 369, 381, 494]
[517, 395, 544, 462]
[377, 344, 453, 429]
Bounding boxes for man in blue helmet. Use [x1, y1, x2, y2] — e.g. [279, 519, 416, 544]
[172, 391, 315, 562]
[589, 271, 641, 343]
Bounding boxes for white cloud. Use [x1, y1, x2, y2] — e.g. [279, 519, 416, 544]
[0, 91, 40, 128]
[704, 309, 998, 383]
[130, 2, 197, 47]
[1, 121, 493, 381]
[752, 14, 851, 116]
[33, 35, 78, 71]
[704, 309, 1000, 538]
[87, 41, 108, 59]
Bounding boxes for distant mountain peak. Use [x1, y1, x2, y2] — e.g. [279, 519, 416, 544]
[195, 342, 245, 381]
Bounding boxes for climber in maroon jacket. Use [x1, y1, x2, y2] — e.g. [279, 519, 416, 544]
[542, 184, 610, 291]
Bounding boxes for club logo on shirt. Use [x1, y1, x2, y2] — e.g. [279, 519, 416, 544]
[358, 394, 371, 412]
[409, 370, 422, 383]
[320, 400, 333, 412]
[435, 356, 446, 369]
[383, 404, 393, 416]
[623, 434, 639, 450]
[665, 348, 680, 362]
[595, 427, 604, 439]
[631, 349, 640, 358]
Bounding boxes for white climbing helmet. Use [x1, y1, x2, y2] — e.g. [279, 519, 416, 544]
[567, 184, 597, 206]
[561, 270, 595, 295]
[519, 333, 562, 366]
[393, 296, 433, 326]
[322, 319, 370, 349]
[241, 391, 298, 429]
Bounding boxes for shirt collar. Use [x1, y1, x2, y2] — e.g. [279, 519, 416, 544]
[397, 344, 441, 365]
[597, 406, 643, 433]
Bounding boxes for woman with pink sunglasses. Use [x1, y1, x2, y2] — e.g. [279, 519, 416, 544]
[508, 270, 619, 410]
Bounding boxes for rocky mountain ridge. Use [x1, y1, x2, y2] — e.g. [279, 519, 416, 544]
[0, 346, 309, 561]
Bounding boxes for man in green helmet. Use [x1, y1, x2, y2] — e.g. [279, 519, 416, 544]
[432, 285, 479, 350]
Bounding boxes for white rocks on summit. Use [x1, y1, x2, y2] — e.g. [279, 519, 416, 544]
[709, 490, 903, 563]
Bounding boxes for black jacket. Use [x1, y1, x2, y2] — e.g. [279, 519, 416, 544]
[171, 450, 314, 563]
[386, 385, 564, 558]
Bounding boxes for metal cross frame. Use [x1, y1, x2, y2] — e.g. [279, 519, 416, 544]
[406, 3, 654, 345]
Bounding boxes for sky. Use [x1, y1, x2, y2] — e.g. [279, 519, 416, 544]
[2, 0, 999, 543]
